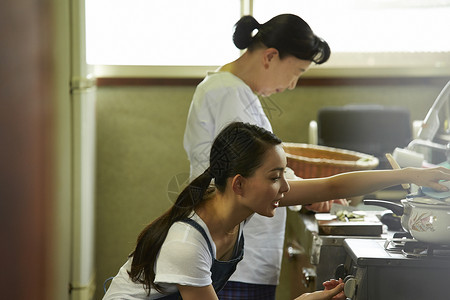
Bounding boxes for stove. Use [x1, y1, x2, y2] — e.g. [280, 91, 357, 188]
[338, 238, 450, 300]
[384, 233, 450, 259]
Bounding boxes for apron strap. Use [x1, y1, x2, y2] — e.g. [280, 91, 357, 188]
[180, 218, 214, 262]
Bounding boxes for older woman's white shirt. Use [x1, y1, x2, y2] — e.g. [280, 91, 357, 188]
[183, 72, 286, 285]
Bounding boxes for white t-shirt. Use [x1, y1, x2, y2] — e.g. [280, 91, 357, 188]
[183, 71, 286, 285]
[103, 214, 244, 299]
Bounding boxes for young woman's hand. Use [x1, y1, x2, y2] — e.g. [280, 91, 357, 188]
[323, 279, 345, 300]
[406, 167, 450, 191]
[294, 279, 344, 300]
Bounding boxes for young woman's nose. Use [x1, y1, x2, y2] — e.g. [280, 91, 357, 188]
[281, 177, 290, 194]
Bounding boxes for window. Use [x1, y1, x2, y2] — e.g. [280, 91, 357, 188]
[254, 0, 450, 53]
[86, 0, 450, 77]
[253, 0, 450, 75]
[85, 0, 240, 66]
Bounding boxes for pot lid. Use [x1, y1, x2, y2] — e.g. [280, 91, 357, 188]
[408, 196, 450, 206]
[421, 181, 450, 199]
[408, 185, 450, 205]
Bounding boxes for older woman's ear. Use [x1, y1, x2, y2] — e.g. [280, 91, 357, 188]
[262, 48, 279, 68]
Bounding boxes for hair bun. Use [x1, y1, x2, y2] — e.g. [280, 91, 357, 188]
[233, 15, 260, 50]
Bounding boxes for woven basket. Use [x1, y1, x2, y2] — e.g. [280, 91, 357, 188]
[283, 142, 379, 179]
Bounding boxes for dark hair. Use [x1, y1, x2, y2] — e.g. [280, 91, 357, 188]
[128, 122, 282, 294]
[233, 14, 330, 64]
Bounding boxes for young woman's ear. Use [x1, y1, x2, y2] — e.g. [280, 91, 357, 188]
[231, 174, 245, 195]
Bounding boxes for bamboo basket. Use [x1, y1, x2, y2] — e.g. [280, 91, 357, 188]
[283, 143, 379, 179]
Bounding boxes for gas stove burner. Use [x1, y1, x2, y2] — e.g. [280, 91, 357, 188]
[383, 233, 450, 258]
[402, 240, 429, 258]
[392, 231, 412, 239]
[383, 237, 416, 253]
[402, 240, 450, 259]
[383, 232, 415, 253]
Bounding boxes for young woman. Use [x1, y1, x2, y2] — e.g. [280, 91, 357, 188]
[104, 122, 345, 300]
[183, 14, 341, 299]
[105, 122, 450, 300]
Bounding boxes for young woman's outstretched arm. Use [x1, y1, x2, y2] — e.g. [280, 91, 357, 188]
[282, 167, 450, 207]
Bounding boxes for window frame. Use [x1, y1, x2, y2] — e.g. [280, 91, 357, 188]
[89, 0, 450, 79]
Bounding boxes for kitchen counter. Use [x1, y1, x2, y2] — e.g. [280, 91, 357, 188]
[284, 207, 389, 291]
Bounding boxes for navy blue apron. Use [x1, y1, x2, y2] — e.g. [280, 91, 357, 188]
[157, 218, 244, 299]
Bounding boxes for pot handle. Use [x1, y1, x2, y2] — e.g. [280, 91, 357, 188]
[363, 199, 404, 215]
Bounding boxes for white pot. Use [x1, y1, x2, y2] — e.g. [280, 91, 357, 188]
[408, 201, 450, 245]
[364, 198, 450, 245]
